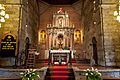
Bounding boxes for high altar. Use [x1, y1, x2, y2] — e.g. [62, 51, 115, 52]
[46, 8, 75, 65]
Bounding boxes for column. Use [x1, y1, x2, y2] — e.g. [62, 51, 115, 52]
[52, 29, 54, 48]
[51, 31, 53, 48]
[67, 30, 69, 47]
[47, 32, 49, 49]
[70, 31, 73, 50]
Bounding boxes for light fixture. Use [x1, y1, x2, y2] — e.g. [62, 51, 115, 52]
[114, 0, 120, 22]
[0, 4, 9, 28]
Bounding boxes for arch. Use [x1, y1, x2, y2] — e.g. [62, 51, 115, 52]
[92, 37, 98, 65]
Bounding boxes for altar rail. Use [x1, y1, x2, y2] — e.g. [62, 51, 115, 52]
[0, 67, 119, 80]
[74, 67, 120, 80]
[0, 67, 47, 80]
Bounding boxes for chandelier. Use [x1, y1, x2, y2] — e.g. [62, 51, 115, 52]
[0, 4, 9, 28]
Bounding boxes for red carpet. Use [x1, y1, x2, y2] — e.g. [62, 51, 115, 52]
[71, 59, 76, 63]
[45, 65, 75, 80]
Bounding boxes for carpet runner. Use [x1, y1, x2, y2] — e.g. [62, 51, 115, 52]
[45, 65, 75, 80]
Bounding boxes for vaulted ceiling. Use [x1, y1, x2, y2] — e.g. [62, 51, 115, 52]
[41, 0, 79, 5]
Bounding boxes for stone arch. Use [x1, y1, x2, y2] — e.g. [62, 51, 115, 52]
[92, 36, 98, 65]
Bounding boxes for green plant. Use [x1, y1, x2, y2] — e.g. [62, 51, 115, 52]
[20, 69, 40, 80]
[84, 67, 102, 80]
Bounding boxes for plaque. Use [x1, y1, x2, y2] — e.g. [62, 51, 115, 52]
[0, 33, 16, 57]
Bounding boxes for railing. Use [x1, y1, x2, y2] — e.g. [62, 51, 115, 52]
[0, 68, 47, 80]
[48, 50, 72, 65]
[74, 68, 120, 80]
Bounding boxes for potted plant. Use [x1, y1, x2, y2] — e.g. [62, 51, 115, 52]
[84, 67, 102, 80]
[20, 69, 40, 80]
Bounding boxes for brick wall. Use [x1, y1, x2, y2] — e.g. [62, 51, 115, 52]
[101, 0, 120, 66]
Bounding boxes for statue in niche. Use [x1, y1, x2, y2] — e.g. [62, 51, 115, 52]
[58, 17, 63, 27]
[57, 34, 63, 50]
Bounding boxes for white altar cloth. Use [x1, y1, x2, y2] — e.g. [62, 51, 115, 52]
[50, 50, 70, 53]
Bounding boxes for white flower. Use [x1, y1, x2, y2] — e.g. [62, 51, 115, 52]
[98, 72, 101, 76]
[33, 69, 36, 72]
[95, 68, 98, 72]
[27, 69, 30, 73]
[95, 68, 98, 71]
[37, 75, 40, 78]
[32, 73, 35, 75]
[20, 72, 24, 75]
[85, 73, 88, 76]
[91, 73, 94, 75]
[29, 74, 31, 77]
[87, 69, 90, 71]
[30, 69, 33, 71]
[91, 67, 94, 71]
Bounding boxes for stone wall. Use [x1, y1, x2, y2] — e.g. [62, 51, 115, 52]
[0, 0, 21, 66]
[0, 0, 39, 67]
[101, 0, 120, 66]
[19, 0, 39, 51]
[82, 0, 120, 66]
[81, 0, 105, 66]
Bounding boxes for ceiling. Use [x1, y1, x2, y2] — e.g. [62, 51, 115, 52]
[41, 0, 79, 5]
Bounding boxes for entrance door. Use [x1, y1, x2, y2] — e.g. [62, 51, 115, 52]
[92, 37, 98, 65]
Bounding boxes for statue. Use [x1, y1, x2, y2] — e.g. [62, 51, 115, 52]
[58, 17, 63, 27]
[57, 34, 63, 50]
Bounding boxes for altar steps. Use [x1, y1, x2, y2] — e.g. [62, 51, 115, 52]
[45, 65, 75, 80]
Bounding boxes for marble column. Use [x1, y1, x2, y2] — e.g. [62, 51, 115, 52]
[47, 33, 49, 50]
[66, 31, 69, 47]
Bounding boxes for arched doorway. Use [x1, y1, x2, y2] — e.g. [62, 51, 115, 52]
[25, 37, 30, 62]
[92, 37, 98, 65]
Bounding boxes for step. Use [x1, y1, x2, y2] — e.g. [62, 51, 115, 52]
[50, 71, 70, 75]
[46, 76, 74, 80]
[49, 67, 69, 71]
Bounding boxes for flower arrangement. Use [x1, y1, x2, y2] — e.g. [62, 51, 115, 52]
[84, 67, 102, 80]
[20, 69, 40, 80]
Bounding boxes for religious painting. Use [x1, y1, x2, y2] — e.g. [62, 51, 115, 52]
[74, 30, 81, 43]
[39, 30, 46, 44]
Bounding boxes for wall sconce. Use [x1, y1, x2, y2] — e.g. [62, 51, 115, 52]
[114, 0, 120, 22]
[0, 4, 9, 28]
